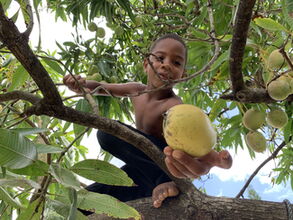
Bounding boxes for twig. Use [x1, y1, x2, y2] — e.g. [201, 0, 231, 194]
[173, 0, 221, 83]
[235, 140, 289, 198]
[57, 127, 90, 163]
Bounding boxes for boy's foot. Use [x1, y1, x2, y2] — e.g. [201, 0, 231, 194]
[152, 181, 179, 208]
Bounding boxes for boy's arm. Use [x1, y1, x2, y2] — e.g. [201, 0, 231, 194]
[63, 74, 145, 97]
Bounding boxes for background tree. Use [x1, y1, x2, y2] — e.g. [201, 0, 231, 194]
[0, 0, 292, 219]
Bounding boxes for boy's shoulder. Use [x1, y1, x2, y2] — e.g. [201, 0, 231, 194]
[164, 95, 183, 110]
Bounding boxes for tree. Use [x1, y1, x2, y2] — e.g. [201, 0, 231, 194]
[0, 0, 292, 219]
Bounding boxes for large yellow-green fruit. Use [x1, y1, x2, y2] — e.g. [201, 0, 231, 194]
[266, 108, 288, 128]
[163, 104, 217, 157]
[268, 49, 285, 70]
[242, 108, 266, 131]
[245, 131, 266, 153]
[267, 79, 291, 101]
[279, 75, 293, 94]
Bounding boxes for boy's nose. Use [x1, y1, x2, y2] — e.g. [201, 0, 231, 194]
[161, 59, 171, 70]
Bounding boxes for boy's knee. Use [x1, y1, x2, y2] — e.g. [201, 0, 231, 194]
[97, 130, 113, 151]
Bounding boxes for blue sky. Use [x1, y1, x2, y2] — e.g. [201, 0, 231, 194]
[194, 174, 292, 202]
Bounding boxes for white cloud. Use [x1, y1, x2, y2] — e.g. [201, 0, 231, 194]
[210, 145, 278, 184]
[216, 189, 223, 197]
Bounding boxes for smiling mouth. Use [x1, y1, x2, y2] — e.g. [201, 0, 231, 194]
[158, 73, 172, 81]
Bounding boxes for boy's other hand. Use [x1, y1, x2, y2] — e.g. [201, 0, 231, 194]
[163, 146, 208, 179]
[63, 74, 87, 93]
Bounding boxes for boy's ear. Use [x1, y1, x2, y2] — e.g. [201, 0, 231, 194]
[143, 58, 148, 71]
[182, 69, 187, 78]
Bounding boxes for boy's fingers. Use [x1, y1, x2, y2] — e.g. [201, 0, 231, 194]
[163, 146, 173, 156]
[165, 157, 185, 178]
[165, 156, 194, 178]
[172, 150, 206, 177]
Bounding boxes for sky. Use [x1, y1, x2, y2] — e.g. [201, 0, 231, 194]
[7, 2, 292, 203]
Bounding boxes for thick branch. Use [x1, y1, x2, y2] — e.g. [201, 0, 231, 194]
[220, 88, 274, 103]
[88, 193, 292, 220]
[0, 5, 62, 106]
[0, 90, 41, 104]
[229, 0, 256, 93]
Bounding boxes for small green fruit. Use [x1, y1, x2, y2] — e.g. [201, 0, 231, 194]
[86, 73, 102, 82]
[268, 49, 285, 70]
[267, 79, 291, 101]
[96, 27, 106, 38]
[242, 108, 266, 131]
[245, 131, 266, 153]
[266, 108, 288, 128]
[109, 76, 118, 83]
[134, 16, 143, 26]
[115, 26, 124, 36]
[88, 65, 99, 75]
[88, 22, 97, 32]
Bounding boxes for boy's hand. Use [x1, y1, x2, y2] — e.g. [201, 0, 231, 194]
[163, 146, 208, 179]
[63, 74, 87, 93]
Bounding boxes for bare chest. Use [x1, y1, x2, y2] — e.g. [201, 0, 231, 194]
[132, 98, 168, 138]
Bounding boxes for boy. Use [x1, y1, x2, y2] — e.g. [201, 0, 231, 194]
[63, 33, 232, 209]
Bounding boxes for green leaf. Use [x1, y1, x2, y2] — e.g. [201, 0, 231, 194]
[254, 17, 288, 31]
[209, 99, 227, 122]
[77, 190, 141, 220]
[0, 128, 37, 169]
[42, 57, 64, 75]
[282, 0, 293, 30]
[9, 160, 49, 176]
[116, 0, 135, 21]
[209, 49, 230, 72]
[8, 65, 29, 92]
[0, 0, 13, 11]
[0, 186, 24, 208]
[67, 188, 77, 220]
[46, 199, 87, 220]
[74, 99, 92, 145]
[49, 163, 80, 190]
[0, 178, 40, 189]
[17, 198, 44, 220]
[35, 144, 63, 154]
[12, 128, 48, 136]
[70, 159, 134, 186]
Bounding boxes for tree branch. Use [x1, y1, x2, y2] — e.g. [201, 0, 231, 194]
[229, 0, 256, 93]
[236, 140, 289, 198]
[0, 4, 62, 106]
[0, 90, 41, 104]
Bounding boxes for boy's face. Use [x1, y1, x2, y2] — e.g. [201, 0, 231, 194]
[144, 38, 186, 88]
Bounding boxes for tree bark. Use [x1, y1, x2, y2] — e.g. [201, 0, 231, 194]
[88, 193, 292, 220]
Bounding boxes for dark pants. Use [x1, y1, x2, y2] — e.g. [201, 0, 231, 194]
[85, 122, 171, 202]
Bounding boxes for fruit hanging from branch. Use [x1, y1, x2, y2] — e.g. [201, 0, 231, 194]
[245, 131, 267, 153]
[242, 108, 266, 131]
[266, 108, 288, 128]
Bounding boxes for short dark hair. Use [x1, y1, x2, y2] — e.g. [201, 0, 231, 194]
[149, 33, 188, 65]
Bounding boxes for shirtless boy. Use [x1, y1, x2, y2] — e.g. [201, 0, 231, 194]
[63, 33, 232, 210]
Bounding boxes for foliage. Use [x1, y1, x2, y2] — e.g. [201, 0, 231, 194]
[0, 0, 292, 219]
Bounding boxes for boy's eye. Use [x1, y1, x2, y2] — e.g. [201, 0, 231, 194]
[174, 61, 181, 66]
[156, 56, 164, 62]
